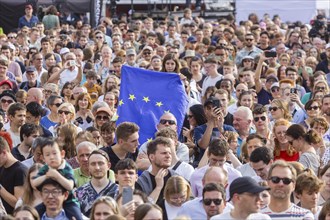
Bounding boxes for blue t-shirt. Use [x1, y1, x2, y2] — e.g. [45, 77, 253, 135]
[40, 116, 57, 130]
[257, 88, 272, 105]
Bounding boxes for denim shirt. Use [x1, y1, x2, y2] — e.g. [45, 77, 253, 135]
[41, 209, 69, 220]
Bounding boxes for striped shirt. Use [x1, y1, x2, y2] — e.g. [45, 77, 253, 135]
[261, 204, 314, 220]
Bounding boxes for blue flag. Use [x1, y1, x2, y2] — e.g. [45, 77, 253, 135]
[116, 65, 189, 145]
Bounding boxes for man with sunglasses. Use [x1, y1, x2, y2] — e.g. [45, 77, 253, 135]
[253, 106, 272, 144]
[261, 160, 314, 219]
[203, 183, 227, 220]
[211, 176, 271, 220]
[235, 33, 262, 65]
[136, 113, 189, 170]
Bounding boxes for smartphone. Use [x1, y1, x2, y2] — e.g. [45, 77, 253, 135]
[122, 187, 133, 205]
[295, 51, 302, 58]
[69, 60, 76, 67]
[290, 88, 298, 94]
[265, 51, 277, 58]
[212, 99, 221, 108]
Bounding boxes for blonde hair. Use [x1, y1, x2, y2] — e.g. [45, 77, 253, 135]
[58, 102, 76, 121]
[90, 196, 119, 220]
[273, 119, 296, 157]
[164, 176, 191, 203]
[271, 99, 292, 121]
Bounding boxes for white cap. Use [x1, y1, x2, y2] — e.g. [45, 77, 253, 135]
[326, 43, 330, 50]
[59, 47, 70, 55]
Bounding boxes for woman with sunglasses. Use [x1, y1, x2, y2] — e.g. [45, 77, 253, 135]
[300, 99, 321, 130]
[94, 107, 113, 130]
[269, 99, 292, 123]
[286, 124, 321, 175]
[273, 119, 299, 161]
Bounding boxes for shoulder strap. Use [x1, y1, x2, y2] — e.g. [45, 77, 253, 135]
[172, 161, 182, 171]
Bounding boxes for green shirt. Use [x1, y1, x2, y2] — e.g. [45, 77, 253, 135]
[73, 168, 115, 188]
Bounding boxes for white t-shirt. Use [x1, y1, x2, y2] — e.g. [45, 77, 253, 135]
[261, 204, 314, 220]
[211, 212, 271, 220]
[60, 67, 78, 87]
[201, 74, 223, 96]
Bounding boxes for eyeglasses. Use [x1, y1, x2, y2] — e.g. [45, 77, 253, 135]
[43, 89, 53, 94]
[307, 106, 319, 111]
[203, 198, 222, 206]
[8, 36, 16, 39]
[1, 99, 14, 104]
[159, 119, 176, 125]
[42, 189, 63, 197]
[95, 36, 103, 39]
[58, 110, 72, 115]
[269, 176, 293, 185]
[143, 52, 151, 55]
[269, 106, 279, 112]
[52, 103, 62, 108]
[96, 115, 110, 121]
[245, 38, 254, 41]
[271, 87, 279, 93]
[187, 115, 194, 119]
[254, 116, 266, 122]
[169, 194, 187, 202]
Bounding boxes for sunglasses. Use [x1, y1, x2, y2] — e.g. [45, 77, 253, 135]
[187, 115, 194, 119]
[58, 110, 72, 115]
[269, 176, 293, 185]
[1, 99, 13, 104]
[254, 116, 266, 122]
[316, 86, 326, 91]
[271, 87, 279, 93]
[143, 52, 151, 55]
[307, 106, 319, 111]
[159, 119, 176, 125]
[95, 36, 103, 39]
[8, 36, 16, 39]
[245, 38, 254, 41]
[269, 106, 279, 112]
[302, 41, 310, 44]
[53, 103, 62, 108]
[203, 198, 222, 206]
[96, 115, 109, 121]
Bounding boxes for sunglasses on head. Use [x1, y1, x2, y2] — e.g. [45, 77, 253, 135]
[269, 106, 279, 112]
[1, 99, 13, 104]
[159, 119, 176, 125]
[58, 110, 72, 115]
[254, 116, 266, 122]
[53, 103, 62, 108]
[203, 198, 222, 206]
[307, 106, 319, 111]
[96, 115, 109, 121]
[269, 176, 293, 185]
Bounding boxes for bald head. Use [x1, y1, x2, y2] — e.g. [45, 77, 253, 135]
[27, 88, 43, 104]
[202, 166, 228, 187]
[157, 113, 177, 131]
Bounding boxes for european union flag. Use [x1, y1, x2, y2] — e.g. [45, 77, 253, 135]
[116, 65, 189, 145]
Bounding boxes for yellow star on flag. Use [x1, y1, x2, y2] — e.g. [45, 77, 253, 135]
[118, 99, 124, 106]
[156, 102, 163, 107]
[143, 97, 150, 103]
[112, 114, 119, 121]
[164, 110, 170, 113]
[129, 94, 136, 101]
[147, 138, 153, 142]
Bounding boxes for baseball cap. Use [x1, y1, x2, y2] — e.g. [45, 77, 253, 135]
[270, 82, 279, 90]
[0, 80, 13, 89]
[325, 43, 330, 50]
[59, 47, 70, 55]
[127, 48, 136, 56]
[95, 107, 113, 117]
[242, 55, 254, 60]
[25, 4, 33, 9]
[228, 176, 269, 201]
[184, 50, 195, 59]
[26, 66, 36, 72]
[187, 36, 197, 43]
[142, 46, 153, 52]
[266, 74, 278, 82]
[0, 90, 16, 102]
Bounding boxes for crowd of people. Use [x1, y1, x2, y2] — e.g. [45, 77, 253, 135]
[0, 2, 330, 220]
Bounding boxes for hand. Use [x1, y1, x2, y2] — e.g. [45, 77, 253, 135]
[182, 127, 190, 138]
[46, 168, 60, 179]
[120, 200, 136, 218]
[155, 168, 167, 189]
[138, 153, 148, 160]
[289, 93, 299, 103]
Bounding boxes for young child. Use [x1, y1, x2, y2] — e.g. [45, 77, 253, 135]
[83, 70, 102, 104]
[31, 138, 82, 220]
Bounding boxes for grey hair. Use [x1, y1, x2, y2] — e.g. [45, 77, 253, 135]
[32, 137, 47, 150]
[236, 106, 253, 120]
[76, 141, 97, 153]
